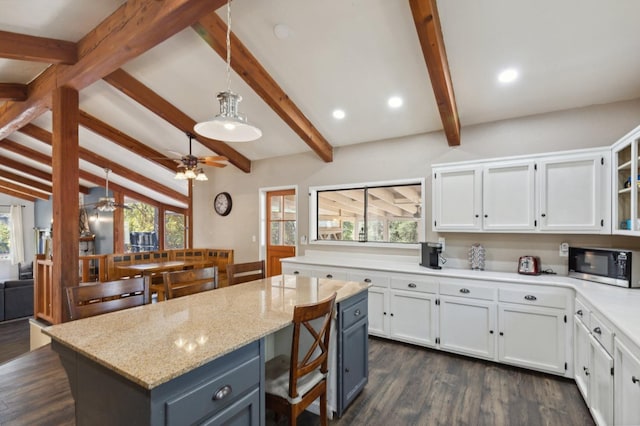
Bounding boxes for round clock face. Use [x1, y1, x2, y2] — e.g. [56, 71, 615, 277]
[214, 192, 232, 216]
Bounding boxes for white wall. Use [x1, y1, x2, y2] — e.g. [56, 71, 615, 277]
[0, 194, 35, 281]
[192, 98, 640, 272]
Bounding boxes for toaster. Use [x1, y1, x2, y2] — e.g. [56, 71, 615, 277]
[518, 256, 541, 275]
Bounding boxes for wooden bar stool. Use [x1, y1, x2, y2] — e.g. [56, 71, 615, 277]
[226, 260, 265, 286]
[162, 266, 218, 300]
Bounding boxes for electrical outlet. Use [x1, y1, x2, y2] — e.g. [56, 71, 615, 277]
[438, 237, 446, 252]
[559, 242, 569, 257]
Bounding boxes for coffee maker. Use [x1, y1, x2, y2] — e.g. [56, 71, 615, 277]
[420, 242, 443, 269]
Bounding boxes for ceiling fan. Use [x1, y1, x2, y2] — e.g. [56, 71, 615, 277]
[92, 168, 129, 212]
[168, 133, 228, 181]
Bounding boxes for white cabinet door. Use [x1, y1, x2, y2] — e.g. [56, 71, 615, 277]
[589, 334, 613, 426]
[538, 152, 609, 233]
[574, 318, 591, 402]
[614, 339, 640, 425]
[498, 304, 566, 374]
[439, 296, 496, 360]
[281, 263, 314, 277]
[367, 287, 388, 337]
[482, 160, 536, 231]
[432, 166, 482, 231]
[389, 290, 437, 347]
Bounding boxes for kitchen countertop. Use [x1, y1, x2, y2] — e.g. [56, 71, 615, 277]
[283, 254, 640, 351]
[43, 275, 369, 390]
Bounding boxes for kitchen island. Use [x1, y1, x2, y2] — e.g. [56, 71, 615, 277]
[44, 275, 370, 426]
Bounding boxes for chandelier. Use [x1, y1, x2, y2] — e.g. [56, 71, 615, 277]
[193, 0, 262, 143]
[174, 133, 208, 181]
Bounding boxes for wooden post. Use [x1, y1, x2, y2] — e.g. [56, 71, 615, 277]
[113, 191, 125, 253]
[52, 86, 79, 323]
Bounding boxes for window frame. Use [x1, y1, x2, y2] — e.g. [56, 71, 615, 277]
[309, 177, 425, 249]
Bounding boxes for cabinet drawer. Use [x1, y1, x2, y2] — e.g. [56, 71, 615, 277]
[342, 296, 368, 330]
[165, 355, 260, 426]
[574, 298, 590, 327]
[591, 313, 614, 355]
[440, 279, 497, 301]
[499, 287, 567, 309]
[349, 271, 390, 288]
[391, 276, 437, 293]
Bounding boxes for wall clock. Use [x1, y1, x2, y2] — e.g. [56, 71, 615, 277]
[214, 192, 232, 216]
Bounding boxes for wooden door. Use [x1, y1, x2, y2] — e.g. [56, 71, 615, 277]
[266, 189, 296, 276]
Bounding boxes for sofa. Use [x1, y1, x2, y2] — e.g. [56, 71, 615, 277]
[0, 279, 34, 321]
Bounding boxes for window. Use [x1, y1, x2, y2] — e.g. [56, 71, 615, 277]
[164, 210, 185, 249]
[0, 212, 9, 260]
[311, 179, 424, 247]
[124, 199, 158, 252]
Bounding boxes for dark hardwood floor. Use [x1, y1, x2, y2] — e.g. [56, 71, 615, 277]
[0, 321, 593, 426]
[0, 318, 30, 364]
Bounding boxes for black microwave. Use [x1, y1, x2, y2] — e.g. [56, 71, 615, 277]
[568, 247, 640, 288]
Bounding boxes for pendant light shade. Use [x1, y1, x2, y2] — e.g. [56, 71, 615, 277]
[194, 0, 262, 143]
[194, 91, 262, 142]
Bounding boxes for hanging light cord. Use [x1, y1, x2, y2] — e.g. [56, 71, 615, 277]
[225, 0, 232, 93]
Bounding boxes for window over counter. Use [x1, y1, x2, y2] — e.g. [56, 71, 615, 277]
[310, 178, 424, 248]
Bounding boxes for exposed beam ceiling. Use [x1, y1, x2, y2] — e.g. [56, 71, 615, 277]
[0, 83, 27, 101]
[19, 124, 189, 205]
[193, 13, 334, 162]
[103, 68, 251, 173]
[0, 0, 226, 139]
[0, 184, 37, 202]
[0, 169, 52, 194]
[409, 0, 460, 146]
[78, 110, 178, 173]
[0, 29, 77, 64]
[0, 177, 48, 200]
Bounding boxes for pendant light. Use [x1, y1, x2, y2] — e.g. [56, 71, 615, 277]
[194, 0, 262, 142]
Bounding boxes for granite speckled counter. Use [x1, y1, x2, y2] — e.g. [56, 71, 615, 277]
[44, 275, 369, 390]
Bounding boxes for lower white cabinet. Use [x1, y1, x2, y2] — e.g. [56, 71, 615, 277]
[439, 296, 496, 360]
[614, 338, 640, 425]
[366, 286, 387, 337]
[574, 316, 591, 401]
[589, 333, 613, 426]
[389, 289, 437, 347]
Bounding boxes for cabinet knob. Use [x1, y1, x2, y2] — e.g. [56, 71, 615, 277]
[364, 278, 372, 283]
[475, 214, 479, 218]
[390, 313, 394, 317]
[499, 332, 504, 336]
[489, 330, 494, 334]
[459, 288, 470, 294]
[383, 312, 387, 316]
[593, 327, 602, 335]
[576, 309, 583, 316]
[212, 385, 232, 401]
[293, 271, 299, 275]
[484, 214, 488, 218]
[541, 213, 546, 217]
[326, 274, 333, 278]
[345, 368, 350, 373]
[354, 309, 361, 317]
[524, 295, 537, 301]
[408, 283, 417, 288]
[585, 368, 590, 377]
[633, 376, 640, 384]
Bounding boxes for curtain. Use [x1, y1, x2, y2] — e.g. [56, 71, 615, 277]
[9, 205, 24, 265]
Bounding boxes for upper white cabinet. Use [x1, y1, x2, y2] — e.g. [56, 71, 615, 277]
[538, 152, 609, 233]
[612, 125, 640, 235]
[432, 147, 610, 234]
[432, 165, 482, 231]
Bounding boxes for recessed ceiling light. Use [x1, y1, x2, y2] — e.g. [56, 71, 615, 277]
[498, 68, 519, 83]
[273, 24, 291, 39]
[332, 109, 346, 120]
[388, 96, 403, 108]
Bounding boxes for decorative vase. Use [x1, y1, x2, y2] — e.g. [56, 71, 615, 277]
[468, 244, 485, 270]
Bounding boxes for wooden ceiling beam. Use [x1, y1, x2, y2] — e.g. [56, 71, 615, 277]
[0, 0, 227, 139]
[103, 68, 251, 173]
[18, 124, 188, 205]
[0, 177, 49, 200]
[0, 83, 27, 101]
[0, 185, 37, 203]
[78, 110, 178, 173]
[0, 168, 52, 194]
[0, 30, 76, 64]
[409, 0, 461, 146]
[193, 14, 334, 163]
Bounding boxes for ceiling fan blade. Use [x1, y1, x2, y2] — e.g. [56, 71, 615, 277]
[200, 160, 227, 168]
[201, 156, 228, 162]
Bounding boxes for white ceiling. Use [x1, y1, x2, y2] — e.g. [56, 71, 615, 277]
[1, 0, 640, 208]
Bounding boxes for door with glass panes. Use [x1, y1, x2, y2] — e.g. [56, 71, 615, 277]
[266, 189, 296, 276]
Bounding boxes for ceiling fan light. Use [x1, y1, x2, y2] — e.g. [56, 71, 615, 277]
[175, 169, 187, 180]
[185, 168, 197, 179]
[195, 169, 208, 181]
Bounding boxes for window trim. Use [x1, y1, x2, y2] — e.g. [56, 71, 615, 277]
[309, 177, 425, 249]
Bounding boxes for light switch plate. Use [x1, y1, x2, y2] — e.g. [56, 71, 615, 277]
[559, 242, 569, 257]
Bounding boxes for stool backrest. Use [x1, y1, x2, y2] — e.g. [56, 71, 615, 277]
[226, 260, 265, 286]
[66, 277, 148, 320]
[162, 266, 218, 300]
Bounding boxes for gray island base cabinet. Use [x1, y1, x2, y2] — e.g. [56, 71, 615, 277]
[54, 339, 264, 426]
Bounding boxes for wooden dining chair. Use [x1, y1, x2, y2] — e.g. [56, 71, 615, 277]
[265, 292, 337, 426]
[162, 266, 218, 300]
[226, 260, 266, 286]
[66, 277, 149, 320]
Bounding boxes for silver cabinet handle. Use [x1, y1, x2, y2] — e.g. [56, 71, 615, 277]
[576, 309, 583, 316]
[460, 288, 470, 294]
[524, 295, 537, 301]
[633, 376, 640, 384]
[213, 385, 232, 401]
[408, 283, 417, 288]
[364, 278, 372, 283]
[593, 327, 602, 335]
[354, 309, 361, 317]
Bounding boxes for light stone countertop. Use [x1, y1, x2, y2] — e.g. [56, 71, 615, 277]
[43, 275, 369, 390]
[283, 255, 640, 351]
